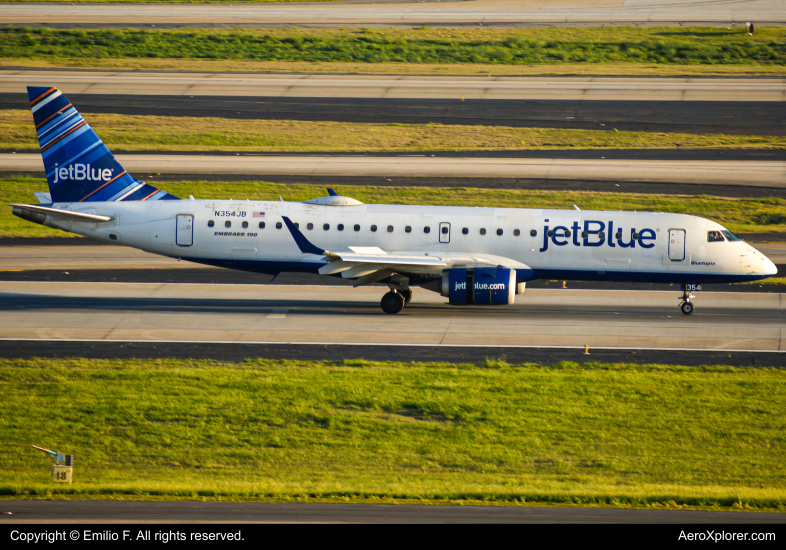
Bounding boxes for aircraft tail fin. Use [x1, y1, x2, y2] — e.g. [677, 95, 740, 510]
[27, 86, 178, 203]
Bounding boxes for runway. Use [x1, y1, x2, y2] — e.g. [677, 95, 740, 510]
[4, 92, 784, 136]
[2, 500, 784, 524]
[3, 71, 785, 102]
[4, 153, 785, 189]
[2, 0, 784, 27]
[1, 281, 783, 350]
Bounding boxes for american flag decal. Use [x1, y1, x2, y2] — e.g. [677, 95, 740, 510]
[252, 212, 265, 218]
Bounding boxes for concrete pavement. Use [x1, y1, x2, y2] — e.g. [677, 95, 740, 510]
[4, 154, 785, 189]
[2, 71, 784, 102]
[1, 281, 783, 350]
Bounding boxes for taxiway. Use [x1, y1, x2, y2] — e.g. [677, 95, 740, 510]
[3, 71, 784, 102]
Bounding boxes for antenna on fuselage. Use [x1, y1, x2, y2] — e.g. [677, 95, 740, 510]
[573, 205, 581, 211]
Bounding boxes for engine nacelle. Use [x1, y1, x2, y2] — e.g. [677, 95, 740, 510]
[441, 267, 516, 305]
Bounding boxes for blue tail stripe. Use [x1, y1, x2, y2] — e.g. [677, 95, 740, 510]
[41, 123, 91, 158]
[104, 180, 141, 202]
[89, 173, 137, 202]
[37, 108, 79, 139]
[27, 86, 179, 203]
[121, 183, 160, 202]
[39, 117, 86, 150]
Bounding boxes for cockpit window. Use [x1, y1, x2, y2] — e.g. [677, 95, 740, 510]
[707, 230, 725, 242]
[722, 230, 741, 241]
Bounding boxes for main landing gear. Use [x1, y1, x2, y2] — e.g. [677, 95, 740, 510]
[381, 290, 405, 314]
[679, 289, 695, 315]
[381, 288, 412, 314]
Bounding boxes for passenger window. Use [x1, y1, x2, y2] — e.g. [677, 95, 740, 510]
[496, 228, 503, 236]
[547, 230, 553, 237]
[480, 228, 486, 235]
[632, 232, 640, 239]
[513, 229, 520, 236]
[338, 224, 344, 231]
[462, 228, 468, 235]
[530, 229, 536, 237]
[598, 231, 604, 238]
[707, 230, 725, 242]
[424, 226, 430, 234]
[354, 224, 361, 232]
[324, 223, 330, 231]
[225, 221, 231, 228]
[276, 221, 282, 229]
[615, 231, 622, 239]
[442, 226, 449, 234]
[259, 221, 265, 229]
[564, 230, 571, 238]
[405, 226, 412, 233]
[387, 225, 394, 232]
[307, 223, 314, 230]
[294, 222, 299, 229]
[581, 231, 588, 238]
[208, 220, 214, 228]
[242, 221, 248, 229]
[371, 225, 377, 232]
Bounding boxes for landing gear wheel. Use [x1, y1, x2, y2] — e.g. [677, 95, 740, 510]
[400, 289, 413, 305]
[680, 301, 694, 315]
[381, 291, 405, 314]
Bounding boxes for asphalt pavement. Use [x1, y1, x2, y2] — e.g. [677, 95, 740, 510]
[2, 500, 784, 523]
[3, 92, 784, 135]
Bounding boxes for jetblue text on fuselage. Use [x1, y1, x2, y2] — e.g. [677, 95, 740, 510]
[52, 163, 114, 185]
[539, 220, 656, 252]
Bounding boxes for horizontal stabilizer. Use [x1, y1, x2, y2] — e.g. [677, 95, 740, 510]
[10, 203, 113, 222]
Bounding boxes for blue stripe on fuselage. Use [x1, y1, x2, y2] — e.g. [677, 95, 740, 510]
[176, 258, 767, 285]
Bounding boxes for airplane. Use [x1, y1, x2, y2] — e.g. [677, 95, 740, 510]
[11, 86, 778, 315]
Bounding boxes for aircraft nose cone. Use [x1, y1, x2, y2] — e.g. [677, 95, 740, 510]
[763, 257, 778, 276]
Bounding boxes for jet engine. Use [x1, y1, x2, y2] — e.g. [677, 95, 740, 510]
[437, 266, 517, 305]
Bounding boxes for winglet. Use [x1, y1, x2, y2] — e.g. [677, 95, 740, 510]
[282, 216, 327, 255]
[327, 188, 338, 196]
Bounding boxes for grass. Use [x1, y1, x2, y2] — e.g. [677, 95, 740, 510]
[3, 111, 785, 152]
[0, 358, 784, 509]
[1, 26, 784, 72]
[3, 176, 786, 237]
[6, 57, 785, 77]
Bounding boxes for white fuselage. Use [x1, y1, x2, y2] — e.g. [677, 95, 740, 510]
[41, 199, 777, 285]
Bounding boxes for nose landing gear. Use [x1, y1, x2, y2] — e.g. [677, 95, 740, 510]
[679, 289, 695, 315]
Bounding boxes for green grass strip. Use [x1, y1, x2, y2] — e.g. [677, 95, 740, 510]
[2, 26, 784, 66]
[3, 111, 784, 152]
[1, 358, 784, 509]
[3, 177, 785, 237]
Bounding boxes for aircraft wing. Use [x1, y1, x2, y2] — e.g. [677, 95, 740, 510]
[282, 216, 526, 286]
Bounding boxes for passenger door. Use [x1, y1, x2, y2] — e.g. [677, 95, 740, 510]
[668, 229, 685, 261]
[176, 214, 193, 247]
[439, 222, 451, 244]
